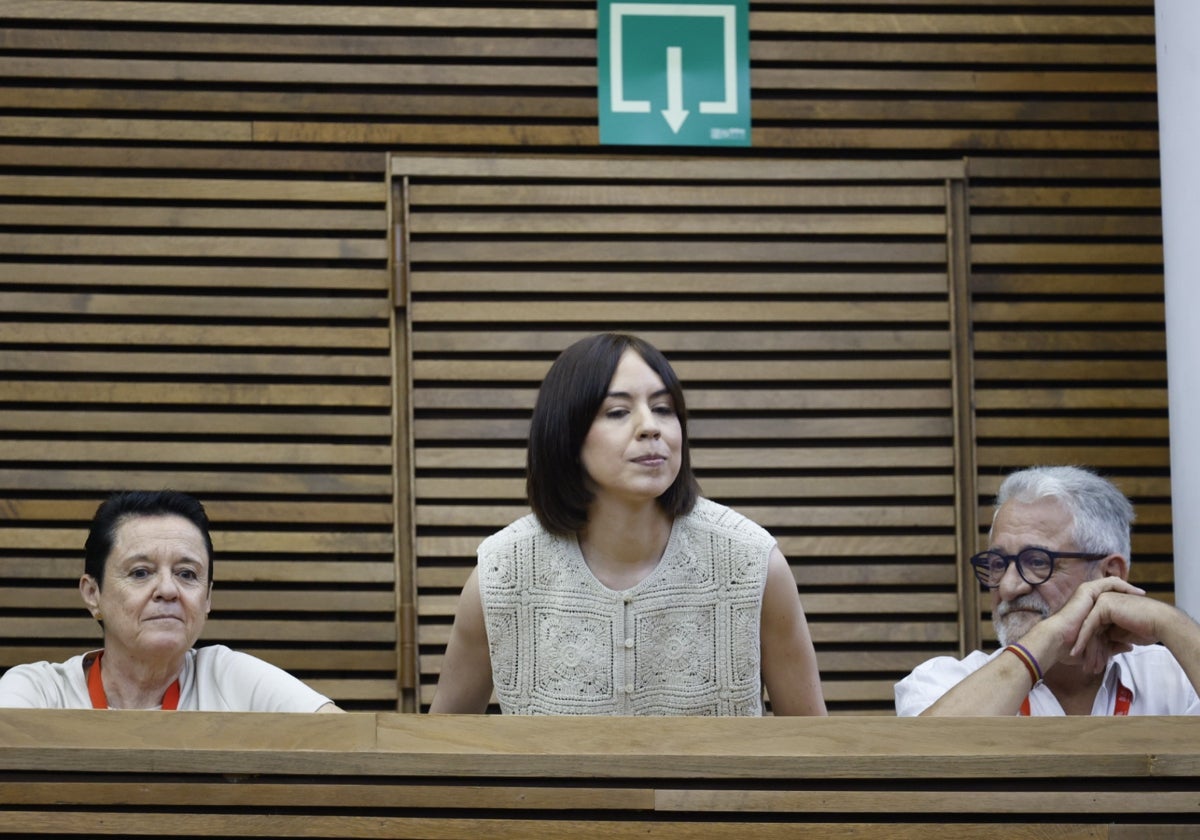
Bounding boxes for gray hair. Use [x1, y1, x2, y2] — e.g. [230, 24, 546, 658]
[994, 465, 1134, 562]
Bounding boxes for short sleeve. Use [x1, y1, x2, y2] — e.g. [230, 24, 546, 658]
[197, 646, 332, 712]
[0, 656, 90, 708]
[894, 652, 991, 716]
[0, 665, 49, 707]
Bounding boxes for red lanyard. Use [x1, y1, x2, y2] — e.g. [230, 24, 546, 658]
[1019, 682, 1132, 716]
[87, 651, 181, 710]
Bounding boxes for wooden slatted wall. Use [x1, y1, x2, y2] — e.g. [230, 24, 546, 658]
[969, 155, 1169, 648]
[0, 171, 395, 708]
[0, 1, 1163, 713]
[399, 155, 967, 713]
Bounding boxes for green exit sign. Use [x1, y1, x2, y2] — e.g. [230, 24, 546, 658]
[598, 0, 751, 147]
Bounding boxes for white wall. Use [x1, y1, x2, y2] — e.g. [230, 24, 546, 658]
[1156, 0, 1200, 616]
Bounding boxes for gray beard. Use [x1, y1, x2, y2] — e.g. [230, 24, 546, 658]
[993, 595, 1050, 647]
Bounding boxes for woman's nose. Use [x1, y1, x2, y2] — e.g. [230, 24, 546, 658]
[153, 570, 180, 599]
[636, 406, 661, 438]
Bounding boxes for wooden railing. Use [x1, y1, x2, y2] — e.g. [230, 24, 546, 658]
[1, 710, 1197, 838]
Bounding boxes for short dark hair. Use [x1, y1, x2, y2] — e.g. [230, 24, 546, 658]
[526, 333, 700, 536]
[84, 490, 214, 589]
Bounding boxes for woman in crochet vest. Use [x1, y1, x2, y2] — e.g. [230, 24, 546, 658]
[430, 333, 826, 716]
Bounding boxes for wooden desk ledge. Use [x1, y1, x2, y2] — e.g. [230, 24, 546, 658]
[1, 712, 1198, 840]
[0, 710, 1197, 779]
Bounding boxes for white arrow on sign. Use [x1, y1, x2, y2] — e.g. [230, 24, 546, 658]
[661, 46, 689, 132]
[609, 3, 738, 118]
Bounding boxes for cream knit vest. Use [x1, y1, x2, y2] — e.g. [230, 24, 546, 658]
[477, 497, 773, 715]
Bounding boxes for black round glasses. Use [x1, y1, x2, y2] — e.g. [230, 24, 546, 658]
[969, 548, 1107, 589]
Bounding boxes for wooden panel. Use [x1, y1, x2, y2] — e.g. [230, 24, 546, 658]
[967, 154, 1168, 645]
[0, 5, 402, 706]
[0, 711, 1197, 838]
[0, 2, 1156, 153]
[395, 155, 963, 715]
[0, 164, 397, 709]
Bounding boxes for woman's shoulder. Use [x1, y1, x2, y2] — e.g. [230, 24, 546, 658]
[0, 652, 92, 708]
[3, 651, 89, 673]
[684, 497, 774, 544]
[192, 643, 264, 671]
[0, 651, 90, 682]
[476, 514, 572, 589]
[478, 512, 549, 554]
[192, 644, 295, 683]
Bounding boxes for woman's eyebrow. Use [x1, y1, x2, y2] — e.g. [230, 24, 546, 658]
[605, 388, 670, 399]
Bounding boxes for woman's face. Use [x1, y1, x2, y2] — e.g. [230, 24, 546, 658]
[79, 513, 212, 663]
[579, 348, 683, 506]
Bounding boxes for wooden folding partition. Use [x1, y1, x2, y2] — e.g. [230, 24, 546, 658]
[0, 169, 399, 708]
[966, 156, 1170, 646]
[392, 154, 971, 713]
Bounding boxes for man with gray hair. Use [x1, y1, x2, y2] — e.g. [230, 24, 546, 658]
[896, 465, 1200, 716]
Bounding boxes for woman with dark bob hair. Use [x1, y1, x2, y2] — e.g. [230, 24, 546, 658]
[431, 333, 826, 715]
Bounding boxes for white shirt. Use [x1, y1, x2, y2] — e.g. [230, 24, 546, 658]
[0, 644, 331, 712]
[895, 644, 1200, 716]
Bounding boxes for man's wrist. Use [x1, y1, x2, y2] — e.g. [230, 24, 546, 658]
[1003, 643, 1044, 688]
[1157, 604, 1200, 651]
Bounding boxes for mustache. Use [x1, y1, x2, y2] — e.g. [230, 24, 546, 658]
[994, 595, 1050, 622]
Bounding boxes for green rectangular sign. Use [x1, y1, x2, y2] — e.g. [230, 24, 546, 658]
[598, 0, 751, 147]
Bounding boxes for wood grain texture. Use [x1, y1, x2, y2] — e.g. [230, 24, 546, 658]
[0, 0, 1167, 716]
[0, 712, 1193, 838]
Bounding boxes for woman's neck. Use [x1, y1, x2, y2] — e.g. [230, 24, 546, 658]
[578, 498, 673, 590]
[99, 645, 185, 709]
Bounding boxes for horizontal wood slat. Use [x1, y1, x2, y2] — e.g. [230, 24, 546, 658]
[413, 447, 955, 471]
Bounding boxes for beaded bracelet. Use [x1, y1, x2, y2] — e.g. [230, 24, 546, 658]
[1003, 642, 1043, 688]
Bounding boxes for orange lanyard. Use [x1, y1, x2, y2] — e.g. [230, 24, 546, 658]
[1020, 682, 1132, 716]
[86, 651, 181, 710]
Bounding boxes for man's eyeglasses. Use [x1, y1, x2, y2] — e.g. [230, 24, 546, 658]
[969, 548, 1107, 589]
